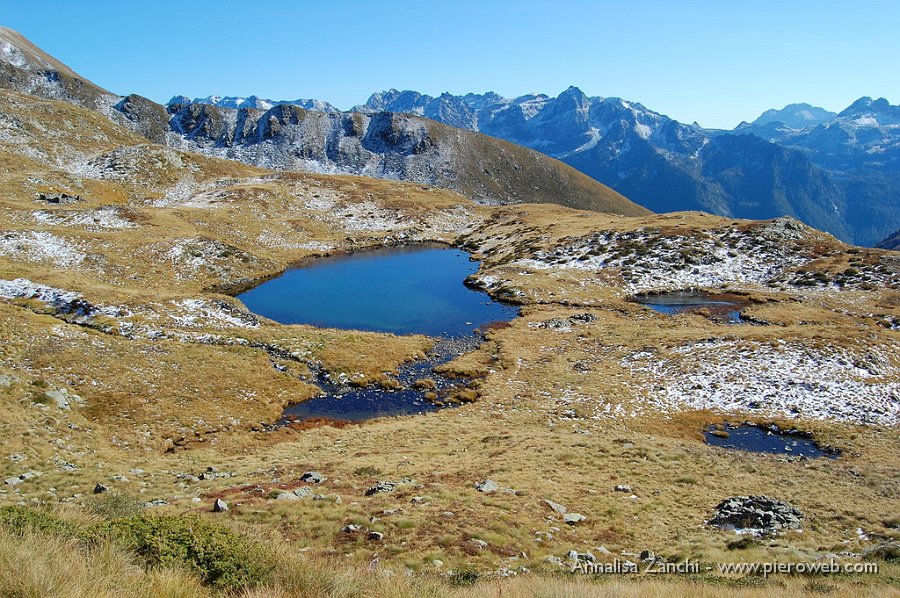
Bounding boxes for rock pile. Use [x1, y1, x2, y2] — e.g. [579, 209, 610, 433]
[709, 495, 802, 534]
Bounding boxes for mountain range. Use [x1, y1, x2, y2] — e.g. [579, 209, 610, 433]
[0, 27, 643, 218]
[2, 25, 897, 245]
[186, 88, 900, 246]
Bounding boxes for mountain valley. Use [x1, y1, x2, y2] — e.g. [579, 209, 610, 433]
[0, 25, 897, 598]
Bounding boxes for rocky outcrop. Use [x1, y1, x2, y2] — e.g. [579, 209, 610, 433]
[709, 495, 802, 534]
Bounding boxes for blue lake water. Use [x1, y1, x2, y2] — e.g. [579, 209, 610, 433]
[237, 246, 518, 424]
[238, 246, 518, 336]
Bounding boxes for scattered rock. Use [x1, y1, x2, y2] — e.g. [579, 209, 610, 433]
[566, 550, 596, 562]
[365, 481, 395, 496]
[342, 524, 363, 534]
[367, 531, 384, 542]
[36, 192, 81, 204]
[709, 495, 802, 534]
[212, 498, 228, 512]
[614, 484, 632, 493]
[563, 513, 586, 525]
[568, 313, 596, 323]
[300, 471, 326, 484]
[544, 556, 564, 567]
[544, 499, 567, 515]
[640, 549, 655, 562]
[596, 545, 612, 555]
[475, 479, 499, 493]
[469, 539, 488, 550]
[293, 487, 312, 498]
[3, 476, 22, 486]
[276, 491, 299, 501]
[93, 483, 109, 494]
[863, 541, 899, 562]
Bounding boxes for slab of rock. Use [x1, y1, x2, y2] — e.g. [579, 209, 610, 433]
[544, 499, 567, 515]
[475, 479, 499, 493]
[367, 531, 384, 542]
[300, 471, 326, 484]
[212, 498, 228, 512]
[93, 483, 109, 494]
[276, 491, 299, 501]
[709, 495, 802, 534]
[614, 484, 632, 493]
[293, 487, 312, 498]
[563, 513, 586, 525]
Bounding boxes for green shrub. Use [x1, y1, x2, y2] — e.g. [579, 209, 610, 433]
[0, 506, 80, 538]
[88, 492, 144, 519]
[104, 515, 273, 590]
[448, 569, 480, 587]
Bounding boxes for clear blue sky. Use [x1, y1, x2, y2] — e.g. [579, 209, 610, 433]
[2, 0, 897, 128]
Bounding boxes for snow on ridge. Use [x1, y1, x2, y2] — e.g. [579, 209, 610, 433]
[511, 223, 811, 293]
[634, 123, 652, 140]
[622, 339, 900, 425]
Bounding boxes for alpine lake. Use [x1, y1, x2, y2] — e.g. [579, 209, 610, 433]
[237, 246, 519, 423]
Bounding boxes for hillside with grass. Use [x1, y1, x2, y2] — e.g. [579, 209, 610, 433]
[0, 27, 647, 219]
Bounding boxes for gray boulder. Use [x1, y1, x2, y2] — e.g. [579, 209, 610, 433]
[300, 471, 326, 484]
[365, 481, 395, 496]
[563, 513, 586, 525]
[475, 479, 499, 493]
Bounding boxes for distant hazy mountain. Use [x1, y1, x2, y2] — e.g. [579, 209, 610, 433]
[876, 229, 900, 250]
[751, 103, 837, 129]
[175, 95, 339, 114]
[0, 28, 645, 217]
[353, 87, 899, 246]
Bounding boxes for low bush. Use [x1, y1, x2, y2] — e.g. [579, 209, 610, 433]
[103, 515, 274, 590]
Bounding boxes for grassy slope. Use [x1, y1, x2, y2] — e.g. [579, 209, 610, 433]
[0, 89, 897, 597]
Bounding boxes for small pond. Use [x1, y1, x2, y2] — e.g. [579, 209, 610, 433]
[237, 246, 518, 424]
[634, 291, 746, 324]
[705, 423, 839, 459]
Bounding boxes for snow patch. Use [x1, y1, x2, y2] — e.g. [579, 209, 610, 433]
[0, 231, 86, 267]
[622, 340, 899, 425]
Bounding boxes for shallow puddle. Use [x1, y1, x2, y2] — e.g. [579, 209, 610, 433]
[634, 291, 746, 324]
[705, 423, 839, 459]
